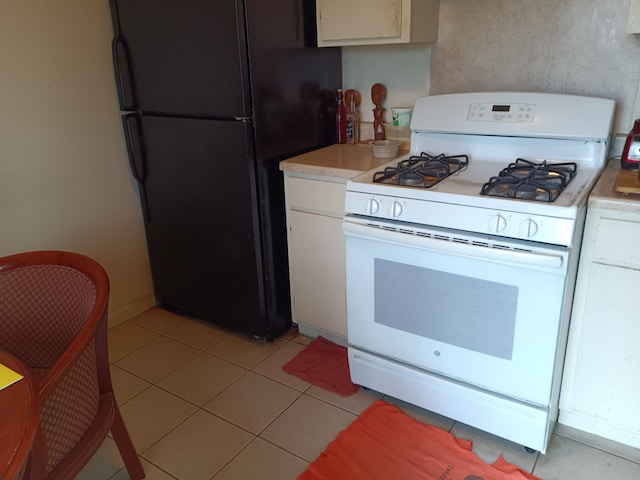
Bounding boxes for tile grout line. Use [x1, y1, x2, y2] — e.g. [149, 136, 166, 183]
[111, 325, 319, 478]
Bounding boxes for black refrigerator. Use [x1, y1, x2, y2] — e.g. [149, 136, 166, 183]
[109, 0, 341, 341]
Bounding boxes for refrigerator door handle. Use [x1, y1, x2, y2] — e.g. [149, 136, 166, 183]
[112, 34, 137, 111]
[294, 0, 302, 44]
[122, 113, 151, 222]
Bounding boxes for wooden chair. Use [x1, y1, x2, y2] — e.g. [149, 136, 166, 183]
[0, 251, 145, 480]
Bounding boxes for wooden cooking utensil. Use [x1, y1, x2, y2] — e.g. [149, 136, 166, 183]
[345, 89, 361, 108]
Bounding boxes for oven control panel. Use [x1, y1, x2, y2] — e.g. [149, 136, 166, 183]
[345, 192, 575, 247]
[488, 213, 539, 237]
[467, 102, 536, 123]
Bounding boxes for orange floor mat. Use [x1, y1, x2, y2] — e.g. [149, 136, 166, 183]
[282, 336, 359, 397]
[299, 400, 540, 480]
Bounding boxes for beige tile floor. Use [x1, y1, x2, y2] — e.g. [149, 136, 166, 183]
[79, 307, 640, 479]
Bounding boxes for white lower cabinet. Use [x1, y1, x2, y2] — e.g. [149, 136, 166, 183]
[560, 200, 640, 449]
[283, 174, 348, 342]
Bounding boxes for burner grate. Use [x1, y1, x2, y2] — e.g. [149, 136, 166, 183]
[480, 158, 577, 202]
[373, 152, 469, 188]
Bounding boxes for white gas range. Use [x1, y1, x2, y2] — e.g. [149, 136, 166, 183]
[343, 92, 615, 453]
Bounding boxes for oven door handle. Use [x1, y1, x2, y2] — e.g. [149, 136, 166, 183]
[343, 221, 565, 269]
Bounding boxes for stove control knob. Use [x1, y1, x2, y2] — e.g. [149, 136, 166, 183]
[390, 200, 403, 218]
[488, 213, 507, 233]
[520, 218, 539, 238]
[366, 198, 380, 215]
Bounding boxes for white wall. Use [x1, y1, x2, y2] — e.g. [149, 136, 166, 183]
[342, 43, 432, 124]
[0, 0, 155, 326]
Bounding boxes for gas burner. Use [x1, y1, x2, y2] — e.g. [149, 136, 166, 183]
[373, 152, 469, 188]
[480, 158, 577, 202]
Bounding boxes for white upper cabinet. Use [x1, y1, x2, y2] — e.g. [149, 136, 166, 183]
[316, 0, 439, 47]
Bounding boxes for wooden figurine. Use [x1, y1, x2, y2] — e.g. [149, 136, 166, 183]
[371, 83, 386, 140]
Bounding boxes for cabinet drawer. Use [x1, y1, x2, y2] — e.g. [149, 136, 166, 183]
[593, 217, 640, 267]
[285, 176, 346, 216]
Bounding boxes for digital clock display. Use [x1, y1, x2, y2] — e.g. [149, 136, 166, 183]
[492, 105, 511, 112]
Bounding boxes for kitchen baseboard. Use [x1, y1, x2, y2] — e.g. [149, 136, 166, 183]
[108, 293, 157, 328]
[297, 323, 347, 347]
[558, 410, 640, 455]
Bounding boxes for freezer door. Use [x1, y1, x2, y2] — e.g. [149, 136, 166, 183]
[128, 115, 271, 336]
[111, 0, 250, 117]
[245, 0, 341, 159]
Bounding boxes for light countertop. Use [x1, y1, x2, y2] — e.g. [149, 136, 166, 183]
[589, 159, 640, 213]
[279, 143, 403, 179]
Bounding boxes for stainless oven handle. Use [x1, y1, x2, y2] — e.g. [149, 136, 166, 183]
[343, 221, 564, 269]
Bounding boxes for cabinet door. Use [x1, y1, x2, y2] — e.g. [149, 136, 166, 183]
[316, 0, 438, 46]
[288, 210, 347, 337]
[318, 0, 402, 43]
[563, 262, 640, 443]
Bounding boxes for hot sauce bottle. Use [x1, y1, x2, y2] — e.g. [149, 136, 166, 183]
[346, 98, 359, 144]
[336, 89, 347, 144]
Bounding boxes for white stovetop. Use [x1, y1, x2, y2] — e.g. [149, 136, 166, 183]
[347, 134, 608, 219]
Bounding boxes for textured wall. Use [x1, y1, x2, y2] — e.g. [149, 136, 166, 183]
[430, 0, 640, 134]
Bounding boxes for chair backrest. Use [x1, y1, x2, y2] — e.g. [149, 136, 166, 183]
[0, 263, 97, 368]
[0, 250, 111, 478]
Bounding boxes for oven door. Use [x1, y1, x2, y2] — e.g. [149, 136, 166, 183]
[344, 216, 570, 407]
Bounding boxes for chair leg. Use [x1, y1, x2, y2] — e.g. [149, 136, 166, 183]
[111, 406, 145, 480]
[25, 425, 48, 480]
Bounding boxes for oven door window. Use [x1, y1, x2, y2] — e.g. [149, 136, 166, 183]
[375, 259, 518, 361]
[345, 226, 569, 406]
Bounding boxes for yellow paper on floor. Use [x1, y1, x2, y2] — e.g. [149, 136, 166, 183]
[0, 363, 24, 390]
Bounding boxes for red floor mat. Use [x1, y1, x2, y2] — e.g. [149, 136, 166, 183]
[282, 336, 359, 397]
[299, 400, 540, 480]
